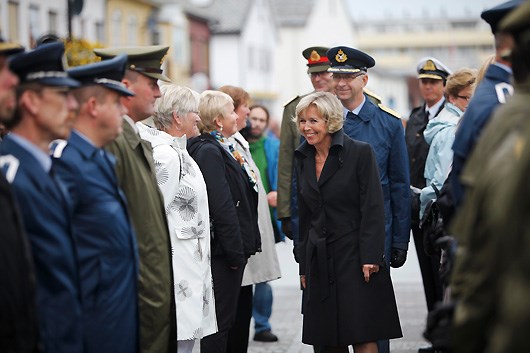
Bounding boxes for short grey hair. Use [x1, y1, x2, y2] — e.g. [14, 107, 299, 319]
[152, 84, 200, 131]
[295, 91, 344, 133]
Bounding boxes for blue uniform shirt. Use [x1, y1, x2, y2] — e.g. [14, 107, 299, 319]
[342, 95, 411, 263]
[0, 134, 83, 353]
[52, 130, 139, 353]
[452, 63, 513, 206]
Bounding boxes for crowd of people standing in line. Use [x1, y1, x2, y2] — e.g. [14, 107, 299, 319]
[2, 1, 530, 353]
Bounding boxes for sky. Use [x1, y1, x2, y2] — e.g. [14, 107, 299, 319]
[346, 0, 504, 21]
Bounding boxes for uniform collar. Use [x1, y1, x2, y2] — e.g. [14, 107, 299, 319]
[9, 133, 52, 173]
[426, 97, 445, 119]
[342, 95, 366, 117]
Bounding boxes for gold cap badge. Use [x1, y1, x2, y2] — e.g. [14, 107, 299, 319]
[335, 49, 348, 63]
[422, 60, 436, 71]
[310, 50, 321, 62]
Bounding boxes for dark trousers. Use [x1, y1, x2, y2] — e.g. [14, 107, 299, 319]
[226, 285, 253, 353]
[201, 257, 245, 353]
[412, 225, 443, 312]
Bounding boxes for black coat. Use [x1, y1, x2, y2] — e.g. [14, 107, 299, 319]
[295, 130, 402, 346]
[405, 102, 445, 189]
[188, 133, 261, 266]
[0, 173, 39, 353]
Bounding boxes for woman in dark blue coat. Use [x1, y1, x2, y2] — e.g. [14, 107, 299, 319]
[294, 92, 401, 353]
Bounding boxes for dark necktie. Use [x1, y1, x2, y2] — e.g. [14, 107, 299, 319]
[346, 111, 358, 120]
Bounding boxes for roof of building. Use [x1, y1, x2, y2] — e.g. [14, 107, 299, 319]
[179, 0, 252, 34]
[270, 0, 314, 27]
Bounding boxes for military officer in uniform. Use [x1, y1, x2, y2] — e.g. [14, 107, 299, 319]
[0, 38, 39, 353]
[93, 46, 176, 353]
[405, 57, 450, 320]
[277, 46, 333, 245]
[1, 42, 82, 352]
[51, 55, 140, 353]
[326, 45, 410, 353]
[451, 0, 522, 207]
[449, 2, 530, 352]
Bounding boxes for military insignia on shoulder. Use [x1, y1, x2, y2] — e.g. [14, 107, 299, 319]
[363, 88, 382, 105]
[50, 139, 68, 158]
[0, 155, 20, 183]
[378, 104, 402, 119]
[283, 95, 299, 107]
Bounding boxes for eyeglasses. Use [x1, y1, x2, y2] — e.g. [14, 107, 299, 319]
[331, 73, 365, 82]
[456, 95, 471, 101]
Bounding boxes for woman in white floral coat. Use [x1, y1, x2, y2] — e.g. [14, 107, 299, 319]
[138, 84, 217, 353]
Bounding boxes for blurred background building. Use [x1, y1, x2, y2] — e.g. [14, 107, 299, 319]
[0, 0, 501, 121]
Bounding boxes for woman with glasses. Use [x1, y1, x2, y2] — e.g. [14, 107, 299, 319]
[419, 68, 477, 218]
[137, 84, 217, 353]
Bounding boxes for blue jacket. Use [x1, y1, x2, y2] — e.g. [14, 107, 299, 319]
[52, 131, 139, 353]
[261, 136, 285, 240]
[343, 96, 411, 262]
[420, 103, 462, 219]
[452, 64, 513, 206]
[0, 134, 83, 353]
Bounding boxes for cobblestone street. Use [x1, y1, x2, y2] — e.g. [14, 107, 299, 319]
[196, 239, 430, 353]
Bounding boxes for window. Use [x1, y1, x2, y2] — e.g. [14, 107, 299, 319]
[29, 5, 40, 46]
[95, 21, 104, 43]
[128, 15, 137, 45]
[8, 1, 19, 41]
[110, 10, 121, 46]
[48, 10, 58, 33]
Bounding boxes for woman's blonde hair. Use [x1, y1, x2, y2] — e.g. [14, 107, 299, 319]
[445, 68, 478, 99]
[295, 91, 344, 134]
[153, 84, 200, 131]
[198, 90, 234, 133]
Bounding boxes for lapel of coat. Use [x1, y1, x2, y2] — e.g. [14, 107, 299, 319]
[296, 140, 319, 195]
[317, 131, 344, 187]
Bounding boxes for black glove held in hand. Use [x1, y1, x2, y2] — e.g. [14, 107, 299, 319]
[390, 248, 407, 268]
[280, 218, 293, 240]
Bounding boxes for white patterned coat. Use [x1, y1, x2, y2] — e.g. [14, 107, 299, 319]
[138, 123, 217, 340]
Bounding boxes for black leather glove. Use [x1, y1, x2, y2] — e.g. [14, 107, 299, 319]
[390, 248, 407, 268]
[280, 217, 293, 240]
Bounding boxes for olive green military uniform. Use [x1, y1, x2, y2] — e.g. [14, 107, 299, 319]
[452, 3, 530, 352]
[95, 46, 176, 353]
[277, 94, 303, 220]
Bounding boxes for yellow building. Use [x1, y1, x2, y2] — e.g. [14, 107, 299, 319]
[106, 0, 158, 47]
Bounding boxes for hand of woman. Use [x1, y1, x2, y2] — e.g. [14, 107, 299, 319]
[362, 264, 380, 283]
[267, 191, 278, 207]
[300, 275, 306, 289]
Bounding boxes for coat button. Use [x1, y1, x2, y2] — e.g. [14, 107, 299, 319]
[416, 133, 421, 137]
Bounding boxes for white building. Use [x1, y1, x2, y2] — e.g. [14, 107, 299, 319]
[0, 0, 105, 48]
[198, 0, 278, 104]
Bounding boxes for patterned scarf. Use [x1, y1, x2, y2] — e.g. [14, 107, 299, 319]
[211, 130, 258, 192]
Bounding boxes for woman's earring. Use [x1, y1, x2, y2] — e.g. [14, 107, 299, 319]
[219, 125, 223, 132]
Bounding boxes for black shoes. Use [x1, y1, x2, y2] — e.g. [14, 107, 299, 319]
[418, 347, 436, 353]
[253, 330, 279, 342]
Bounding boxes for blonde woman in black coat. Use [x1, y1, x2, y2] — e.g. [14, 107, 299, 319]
[294, 92, 402, 353]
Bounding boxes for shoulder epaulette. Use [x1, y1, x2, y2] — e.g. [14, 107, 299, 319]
[377, 104, 402, 119]
[363, 88, 382, 105]
[283, 95, 300, 107]
[51, 139, 68, 158]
